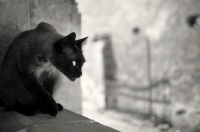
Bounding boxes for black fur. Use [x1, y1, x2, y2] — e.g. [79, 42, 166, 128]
[0, 98, 4, 107]
[0, 22, 87, 116]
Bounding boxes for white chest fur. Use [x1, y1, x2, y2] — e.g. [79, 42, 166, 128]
[34, 62, 59, 79]
[30, 61, 66, 92]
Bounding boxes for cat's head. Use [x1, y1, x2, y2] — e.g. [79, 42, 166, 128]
[52, 32, 87, 81]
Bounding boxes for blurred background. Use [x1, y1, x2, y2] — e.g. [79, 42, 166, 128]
[75, 0, 200, 132]
[4, 0, 200, 132]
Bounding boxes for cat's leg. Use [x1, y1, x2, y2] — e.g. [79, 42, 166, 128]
[41, 103, 63, 114]
[57, 103, 63, 111]
[41, 103, 63, 112]
[22, 73, 58, 116]
[42, 74, 56, 96]
[42, 75, 63, 112]
[0, 70, 36, 116]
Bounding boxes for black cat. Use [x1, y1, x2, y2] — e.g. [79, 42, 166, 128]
[0, 22, 87, 116]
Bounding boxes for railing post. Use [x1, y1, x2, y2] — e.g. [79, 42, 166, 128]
[146, 37, 153, 118]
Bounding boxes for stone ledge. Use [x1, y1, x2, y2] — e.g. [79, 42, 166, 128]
[0, 108, 119, 132]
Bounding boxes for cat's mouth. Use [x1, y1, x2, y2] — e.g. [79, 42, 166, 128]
[66, 73, 81, 81]
[68, 77, 76, 81]
[67, 75, 77, 81]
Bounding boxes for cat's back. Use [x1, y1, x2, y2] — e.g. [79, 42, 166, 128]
[8, 22, 62, 52]
[20, 22, 63, 55]
[30, 22, 63, 49]
[35, 22, 57, 33]
[2, 22, 63, 71]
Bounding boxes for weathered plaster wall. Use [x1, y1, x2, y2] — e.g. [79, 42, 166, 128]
[0, 0, 29, 67]
[77, 0, 200, 126]
[79, 0, 200, 103]
[29, 0, 81, 37]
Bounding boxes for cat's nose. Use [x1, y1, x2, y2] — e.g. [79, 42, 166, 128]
[79, 72, 82, 76]
[78, 72, 82, 77]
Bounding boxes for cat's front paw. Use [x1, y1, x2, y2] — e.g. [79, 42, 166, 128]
[44, 98, 58, 116]
[57, 103, 63, 111]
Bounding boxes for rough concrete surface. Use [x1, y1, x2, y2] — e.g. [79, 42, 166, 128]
[0, 108, 119, 132]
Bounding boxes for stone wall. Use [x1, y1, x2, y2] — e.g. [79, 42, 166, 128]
[29, 0, 82, 114]
[0, 0, 29, 67]
[29, 0, 81, 37]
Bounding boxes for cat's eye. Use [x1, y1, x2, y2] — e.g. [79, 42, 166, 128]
[72, 61, 76, 66]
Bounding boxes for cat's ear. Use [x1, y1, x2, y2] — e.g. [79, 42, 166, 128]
[75, 36, 88, 49]
[62, 32, 76, 44]
[54, 32, 76, 52]
[60, 32, 76, 48]
[67, 32, 76, 43]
